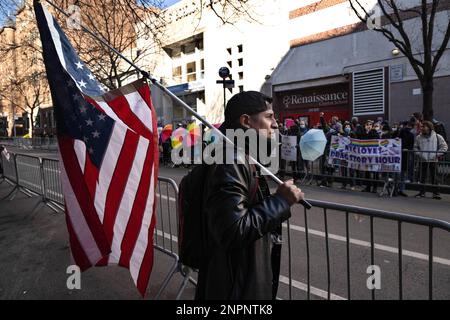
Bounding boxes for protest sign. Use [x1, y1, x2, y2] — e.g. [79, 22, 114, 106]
[281, 135, 297, 161]
[328, 136, 402, 172]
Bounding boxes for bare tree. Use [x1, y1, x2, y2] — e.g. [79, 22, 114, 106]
[0, 0, 50, 136]
[0, 72, 49, 136]
[1, 0, 257, 96]
[349, 0, 450, 121]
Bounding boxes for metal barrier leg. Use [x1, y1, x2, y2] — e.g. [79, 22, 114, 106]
[175, 266, 194, 300]
[1, 185, 19, 200]
[153, 247, 181, 300]
[45, 201, 64, 213]
[0, 177, 15, 186]
[9, 186, 37, 201]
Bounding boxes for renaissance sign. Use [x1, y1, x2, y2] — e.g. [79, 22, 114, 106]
[283, 92, 348, 106]
[280, 83, 349, 109]
[328, 136, 402, 173]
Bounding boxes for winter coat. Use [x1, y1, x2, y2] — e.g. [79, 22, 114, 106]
[195, 148, 291, 300]
[414, 131, 448, 162]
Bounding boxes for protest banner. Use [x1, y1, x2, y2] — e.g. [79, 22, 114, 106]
[328, 136, 402, 172]
[281, 135, 297, 161]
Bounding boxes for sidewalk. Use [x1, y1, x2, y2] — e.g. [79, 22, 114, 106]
[0, 182, 195, 300]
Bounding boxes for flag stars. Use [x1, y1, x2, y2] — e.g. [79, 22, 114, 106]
[92, 130, 100, 138]
[88, 147, 94, 155]
[78, 79, 87, 88]
[98, 114, 106, 121]
[85, 118, 94, 126]
[75, 61, 84, 69]
[79, 105, 87, 113]
[83, 136, 89, 143]
[88, 73, 95, 81]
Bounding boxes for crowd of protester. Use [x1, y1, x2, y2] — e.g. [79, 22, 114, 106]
[278, 112, 449, 199]
[157, 112, 449, 199]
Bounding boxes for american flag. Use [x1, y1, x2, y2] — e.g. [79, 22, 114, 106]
[34, 1, 159, 296]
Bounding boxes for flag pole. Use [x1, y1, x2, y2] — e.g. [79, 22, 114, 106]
[42, 0, 312, 209]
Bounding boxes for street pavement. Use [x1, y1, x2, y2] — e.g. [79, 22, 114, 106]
[0, 181, 197, 300]
[1, 148, 450, 299]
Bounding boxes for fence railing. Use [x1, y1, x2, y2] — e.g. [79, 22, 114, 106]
[1, 152, 63, 212]
[2, 151, 450, 299]
[280, 150, 450, 195]
[0, 151, 191, 299]
[0, 137, 58, 151]
[301, 199, 450, 300]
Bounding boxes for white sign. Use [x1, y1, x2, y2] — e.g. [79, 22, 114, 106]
[390, 65, 403, 82]
[413, 88, 422, 95]
[281, 135, 297, 161]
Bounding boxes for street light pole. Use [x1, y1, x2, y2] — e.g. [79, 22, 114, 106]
[216, 66, 234, 111]
[223, 82, 226, 111]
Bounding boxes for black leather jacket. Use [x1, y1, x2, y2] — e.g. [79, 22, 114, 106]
[195, 152, 291, 300]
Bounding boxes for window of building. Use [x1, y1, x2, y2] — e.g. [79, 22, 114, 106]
[238, 72, 243, 80]
[186, 61, 196, 82]
[237, 44, 243, 53]
[238, 58, 243, 67]
[227, 47, 232, 55]
[200, 59, 205, 79]
[172, 66, 182, 84]
[239, 85, 244, 92]
[198, 91, 205, 104]
[227, 61, 232, 68]
[172, 47, 181, 59]
[197, 39, 204, 51]
[184, 42, 196, 55]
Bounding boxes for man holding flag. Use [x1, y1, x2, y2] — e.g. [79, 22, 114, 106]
[34, 0, 159, 296]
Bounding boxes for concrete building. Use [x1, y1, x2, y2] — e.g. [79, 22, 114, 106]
[0, 0, 52, 137]
[271, 0, 450, 127]
[141, 0, 450, 128]
[139, 0, 295, 125]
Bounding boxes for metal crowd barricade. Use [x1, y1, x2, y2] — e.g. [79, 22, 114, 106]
[291, 199, 450, 300]
[15, 154, 44, 197]
[1, 150, 17, 187]
[153, 176, 193, 300]
[41, 158, 64, 212]
[281, 149, 450, 195]
[402, 150, 450, 194]
[31, 136, 58, 151]
[1, 152, 21, 200]
[151, 177, 450, 300]
[4, 149, 450, 300]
